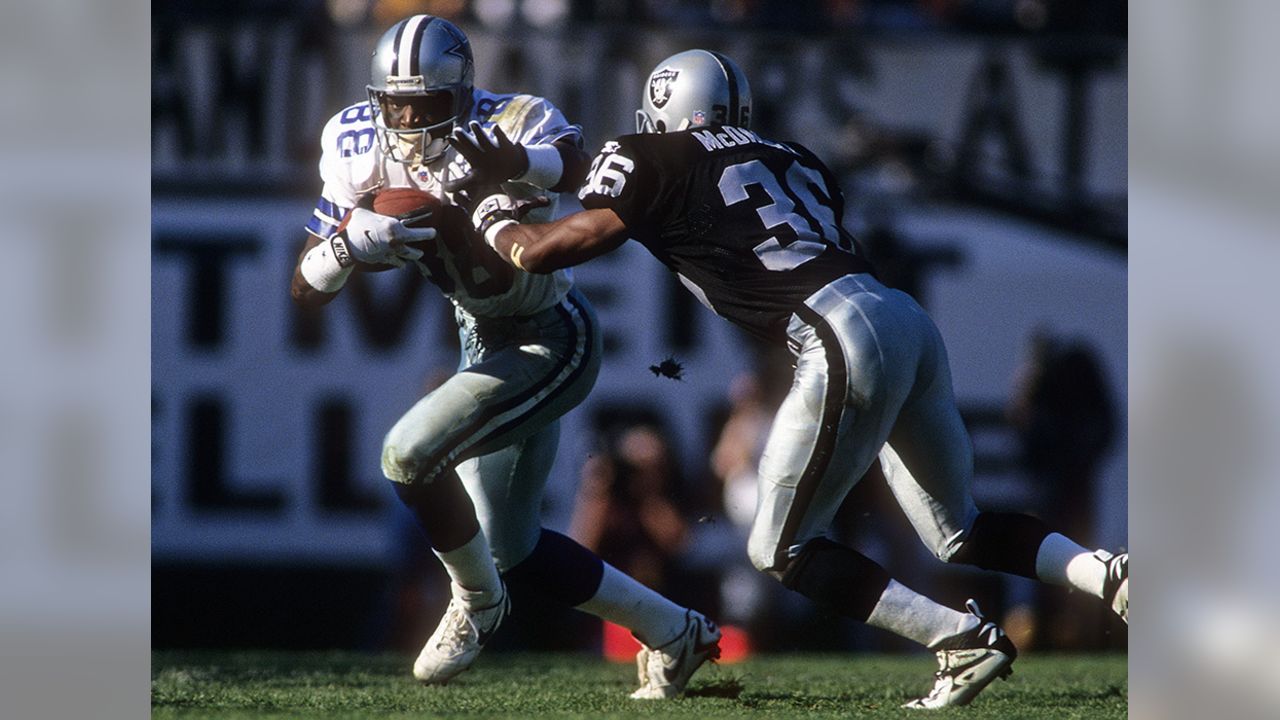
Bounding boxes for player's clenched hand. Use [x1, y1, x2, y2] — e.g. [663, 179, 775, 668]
[444, 121, 528, 193]
[337, 207, 433, 266]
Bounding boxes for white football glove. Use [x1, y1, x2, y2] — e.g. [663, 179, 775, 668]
[336, 207, 433, 267]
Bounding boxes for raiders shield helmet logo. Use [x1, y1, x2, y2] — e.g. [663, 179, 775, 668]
[648, 67, 680, 109]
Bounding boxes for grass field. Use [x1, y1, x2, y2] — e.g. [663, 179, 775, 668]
[152, 650, 1127, 719]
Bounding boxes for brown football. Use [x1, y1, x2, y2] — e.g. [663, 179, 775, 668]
[372, 187, 441, 218]
[334, 188, 441, 234]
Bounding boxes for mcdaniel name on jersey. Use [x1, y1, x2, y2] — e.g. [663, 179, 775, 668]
[690, 126, 795, 155]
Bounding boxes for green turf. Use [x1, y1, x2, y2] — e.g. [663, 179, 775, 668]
[152, 650, 1127, 719]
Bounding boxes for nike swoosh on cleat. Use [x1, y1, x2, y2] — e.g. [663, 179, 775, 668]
[660, 638, 719, 684]
[474, 602, 505, 646]
[950, 653, 1006, 687]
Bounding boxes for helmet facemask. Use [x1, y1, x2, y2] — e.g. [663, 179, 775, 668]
[368, 85, 463, 166]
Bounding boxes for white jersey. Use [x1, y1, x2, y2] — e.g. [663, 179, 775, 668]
[305, 88, 578, 318]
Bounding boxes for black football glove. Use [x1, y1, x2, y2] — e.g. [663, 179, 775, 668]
[444, 121, 529, 193]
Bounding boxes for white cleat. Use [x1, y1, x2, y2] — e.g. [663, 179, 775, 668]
[413, 587, 509, 685]
[630, 610, 721, 699]
[903, 599, 1017, 709]
[1098, 549, 1128, 624]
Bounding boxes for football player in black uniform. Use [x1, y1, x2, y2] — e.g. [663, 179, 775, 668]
[457, 49, 1128, 708]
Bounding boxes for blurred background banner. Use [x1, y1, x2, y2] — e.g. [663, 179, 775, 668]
[150, 1, 1127, 653]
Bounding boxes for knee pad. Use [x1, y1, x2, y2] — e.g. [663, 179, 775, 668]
[779, 537, 891, 623]
[381, 438, 442, 486]
[949, 511, 1051, 579]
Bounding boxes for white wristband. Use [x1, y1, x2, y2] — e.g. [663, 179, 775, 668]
[484, 219, 518, 249]
[300, 238, 355, 292]
[515, 144, 564, 189]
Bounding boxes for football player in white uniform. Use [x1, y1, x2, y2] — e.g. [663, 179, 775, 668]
[467, 49, 1128, 709]
[290, 16, 719, 697]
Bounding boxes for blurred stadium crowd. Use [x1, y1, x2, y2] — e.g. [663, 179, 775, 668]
[151, 0, 1127, 659]
[322, 0, 1125, 35]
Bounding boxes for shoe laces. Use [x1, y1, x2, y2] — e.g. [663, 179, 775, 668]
[434, 599, 480, 651]
[634, 647, 653, 689]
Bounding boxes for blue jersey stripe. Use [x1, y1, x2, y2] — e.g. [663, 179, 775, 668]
[317, 196, 344, 218]
[305, 211, 341, 237]
[304, 215, 330, 237]
[306, 195, 349, 237]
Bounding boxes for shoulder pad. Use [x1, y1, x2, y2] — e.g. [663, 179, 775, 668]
[318, 102, 382, 196]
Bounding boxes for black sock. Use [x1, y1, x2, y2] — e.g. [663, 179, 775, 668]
[501, 529, 605, 607]
[949, 511, 1052, 579]
[781, 537, 892, 622]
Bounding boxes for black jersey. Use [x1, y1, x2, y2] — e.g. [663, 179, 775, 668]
[578, 126, 875, 344]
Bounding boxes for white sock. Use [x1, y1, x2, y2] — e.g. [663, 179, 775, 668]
[575, 562, 689, 647]
[865, 579, 979, 649]
[1035, 533, 1106, 597]
[433, 530, 503, 610]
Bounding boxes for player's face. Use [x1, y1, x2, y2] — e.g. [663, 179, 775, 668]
[379, 91, 455, 132]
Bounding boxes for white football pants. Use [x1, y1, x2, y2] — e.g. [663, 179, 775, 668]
[382, 289, 601, 569]
[747, 274, 980, 574]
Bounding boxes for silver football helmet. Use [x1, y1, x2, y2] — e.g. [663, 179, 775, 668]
[367, 15, 474, 165]
[636, 50, 752, 134]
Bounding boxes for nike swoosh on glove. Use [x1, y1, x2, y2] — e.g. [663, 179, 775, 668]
[338, 207, 434, 266]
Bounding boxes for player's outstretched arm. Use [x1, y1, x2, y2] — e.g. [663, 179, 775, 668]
[478, 204, 629, 274]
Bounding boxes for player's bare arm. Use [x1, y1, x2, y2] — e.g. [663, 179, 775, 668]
[483, 206, 629, 274]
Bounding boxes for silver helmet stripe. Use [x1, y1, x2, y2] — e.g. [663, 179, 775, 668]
[395, 14, 429, 77]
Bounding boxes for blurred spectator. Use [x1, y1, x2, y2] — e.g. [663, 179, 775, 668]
[707, 371, 782, 643]
[1005, 329, 1119, 649]
[1008, 329, 1116, 542]
[711, 372, 775, 531]
[372, 0, 465, 26]
[570, 418, 689, 595]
